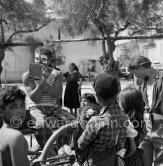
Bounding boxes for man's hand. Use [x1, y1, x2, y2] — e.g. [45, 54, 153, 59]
[38, 76, 48, 89]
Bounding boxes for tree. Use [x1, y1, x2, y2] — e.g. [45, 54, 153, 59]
[117, 41, 142, 68]
[0, 0, 50, 85]
[45, 37, 65, 65]
[47, 0, 163, 77]
[25, 36, 65, 65]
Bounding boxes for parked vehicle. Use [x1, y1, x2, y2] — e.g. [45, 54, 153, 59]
[119, 68, 133, 80]
[82, 73, 95, 82]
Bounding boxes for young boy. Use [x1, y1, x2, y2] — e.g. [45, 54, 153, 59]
[71, 93, 101, 150]
[0, 86, 30, 166]
[77, 73, 127, 166]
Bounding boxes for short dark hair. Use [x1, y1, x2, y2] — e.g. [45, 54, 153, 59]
[128, 56, 151, 70]
[93, 73, 119, 100]
[82, 93, 97, 104]
[2, 85, 26, 110]
[35, 46, 53, 59]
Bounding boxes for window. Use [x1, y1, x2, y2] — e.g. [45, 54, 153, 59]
[87, 59, 96, 72]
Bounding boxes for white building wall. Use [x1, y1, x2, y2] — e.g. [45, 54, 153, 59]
[2, 21, 163, 82]
[1, 47, 32, 82]
[1, 22, 104, 82]
[59, 42, 103, 75]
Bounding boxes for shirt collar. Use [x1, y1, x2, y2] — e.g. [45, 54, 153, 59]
[99, 103, 117, 115]
[100, 106, 107, 115]
[153, 71, 159, 79]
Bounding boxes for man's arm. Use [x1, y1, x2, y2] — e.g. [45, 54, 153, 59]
[22, 72, 44, 103]
[44, 70, 63, 100]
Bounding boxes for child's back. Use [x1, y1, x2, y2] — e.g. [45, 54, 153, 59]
[76, 74, 127, 166]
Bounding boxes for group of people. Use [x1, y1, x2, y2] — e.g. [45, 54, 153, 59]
[0, 45, 163, 166]
[73, 55, 163, 166]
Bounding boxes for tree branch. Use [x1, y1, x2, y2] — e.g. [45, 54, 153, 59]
[102, 38, 107, 56]
[6, 23, 48, 43]
[96, 0, 106, 19]
[130, 16, 163, 36]
[89, 11, 108, 35]
[0, 21, 4, 43]
[4, 42, 43, 48]
[115, 21, 130, 37]
[90, 11, 108, 56]
[50, 34, 163, 43]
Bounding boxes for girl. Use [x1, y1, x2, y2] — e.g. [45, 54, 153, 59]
[118, 86, 145, 165]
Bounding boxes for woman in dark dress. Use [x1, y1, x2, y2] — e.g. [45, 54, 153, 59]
[63, 63, 83, 115]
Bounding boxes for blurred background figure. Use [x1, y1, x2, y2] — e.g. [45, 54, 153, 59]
[63, 63, 83, 116]
[49, 58, 62, 106]
[50, 59, 61, 71]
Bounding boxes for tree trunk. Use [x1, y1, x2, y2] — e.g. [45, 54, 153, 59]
[0, 48, 5, 86]
[98, 36, 120, 78]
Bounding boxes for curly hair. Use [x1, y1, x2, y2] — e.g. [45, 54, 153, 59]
[2, 85, 26, 110]
[35, 46, 53, 59]
[82, 93, 97, 105]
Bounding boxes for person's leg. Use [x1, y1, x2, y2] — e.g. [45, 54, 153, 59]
[88, 146, 116, 166]
[74, 109, 77, 117]
[70, 122, 82, 150]
[139, 113, 154, 166]
[150, 118, 163, 166]
[139, 137, 154, 166]
[69, 108, 73, 115]
[29, 107, 52, 149]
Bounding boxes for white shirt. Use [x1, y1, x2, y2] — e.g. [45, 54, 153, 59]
[147, 84, 154, 108]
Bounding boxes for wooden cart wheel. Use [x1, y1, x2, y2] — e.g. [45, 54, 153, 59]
[33, 122, 80, 166]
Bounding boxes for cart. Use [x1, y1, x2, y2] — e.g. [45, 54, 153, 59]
[30, 87, 95, 166]
[31, 123, 78, 166]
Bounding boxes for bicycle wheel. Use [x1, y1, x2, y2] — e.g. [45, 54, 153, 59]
[33, 122, 79, 166]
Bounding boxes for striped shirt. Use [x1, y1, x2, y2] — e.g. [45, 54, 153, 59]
[26, 70, 58, 108]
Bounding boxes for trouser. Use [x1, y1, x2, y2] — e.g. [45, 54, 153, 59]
[88, 146, 116, 166]
[21, 106, 76, 149]
[139, 113, 163, 166]
[70, 122, 83, 150]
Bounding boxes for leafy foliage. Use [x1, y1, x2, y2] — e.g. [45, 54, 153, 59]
[48, 0, 163, 38]
[45, 38, 65, 65]
[117, 41, 142, 67]
[0, 0, 48, 44]
[24, 36, 42, 61]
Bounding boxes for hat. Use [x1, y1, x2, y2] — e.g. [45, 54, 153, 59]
[93, 73, 119, 100]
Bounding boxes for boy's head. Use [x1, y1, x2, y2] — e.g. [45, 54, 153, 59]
[81, 93, 97, 107]
[2, 86, 26, 127]
[93, 73, 119, 106]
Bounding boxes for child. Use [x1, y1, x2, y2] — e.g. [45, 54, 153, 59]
[118, 86, 145, 147]
[0, 86, 30, 166]
[77, 93, 101, 128]
[71, 93, 100, 150]
[77, 73, 127, 166]
[0, 86, 38, 166]
[118, 86, 145, 164]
